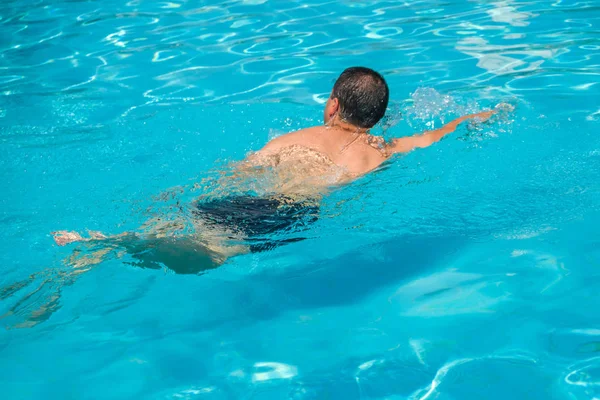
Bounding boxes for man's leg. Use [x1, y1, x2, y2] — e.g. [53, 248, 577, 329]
[54, 228, 239, 275]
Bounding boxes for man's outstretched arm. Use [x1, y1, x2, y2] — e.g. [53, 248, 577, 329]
[389, 110, 494, 154]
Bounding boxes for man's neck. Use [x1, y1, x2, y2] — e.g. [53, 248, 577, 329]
[326, 116, 369, 134]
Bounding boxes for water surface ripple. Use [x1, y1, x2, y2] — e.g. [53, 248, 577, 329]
[0, 0, 599, 399]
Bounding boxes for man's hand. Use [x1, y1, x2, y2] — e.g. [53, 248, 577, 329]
[462, 110, 495, 123]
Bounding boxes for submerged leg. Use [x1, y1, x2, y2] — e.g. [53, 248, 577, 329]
[61, 231, 231, 275]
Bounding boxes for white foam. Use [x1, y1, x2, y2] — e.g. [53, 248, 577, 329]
[252, 362, 298, 383]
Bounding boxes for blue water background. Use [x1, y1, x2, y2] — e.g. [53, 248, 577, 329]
[1, 0, 600, 398]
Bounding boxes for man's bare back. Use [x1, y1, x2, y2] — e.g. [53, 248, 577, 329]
[257, 125, 388, 177]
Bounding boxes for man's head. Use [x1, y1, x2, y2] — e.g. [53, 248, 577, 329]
[324, 67, 389, 129]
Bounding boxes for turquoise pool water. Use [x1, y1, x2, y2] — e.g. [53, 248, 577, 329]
[1, 0, 600, 398]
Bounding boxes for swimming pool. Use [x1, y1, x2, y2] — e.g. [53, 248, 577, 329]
[1, 0, 599, 398]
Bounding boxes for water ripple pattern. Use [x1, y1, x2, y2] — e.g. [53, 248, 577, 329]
[0, 0, 599, 399]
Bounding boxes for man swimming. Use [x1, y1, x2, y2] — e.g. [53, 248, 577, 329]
[52, 67, 494, 273]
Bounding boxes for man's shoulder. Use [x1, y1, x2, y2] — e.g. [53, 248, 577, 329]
[258, 125, 324, 154]
[288, 125, 327, 136]
[270, 126, 325, 143]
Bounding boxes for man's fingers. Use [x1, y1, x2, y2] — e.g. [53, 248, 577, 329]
[494, 102, 515, 113]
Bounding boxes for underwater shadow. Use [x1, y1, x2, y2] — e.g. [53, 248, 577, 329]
[248, 233, 468, 312]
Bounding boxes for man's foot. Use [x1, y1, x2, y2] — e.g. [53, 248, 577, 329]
[51, 231, 85, 246]
[87, 230, 107, 240]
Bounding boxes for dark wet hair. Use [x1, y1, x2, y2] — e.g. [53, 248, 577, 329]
[332, 66, 389, 129]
